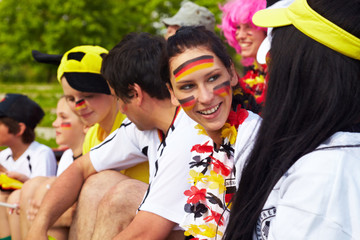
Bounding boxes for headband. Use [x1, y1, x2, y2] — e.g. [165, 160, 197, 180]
[252, 0, 360, 60]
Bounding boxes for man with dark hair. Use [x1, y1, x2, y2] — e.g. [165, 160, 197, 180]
[0, 93, 57, 239]
[27, 33, 208, 240]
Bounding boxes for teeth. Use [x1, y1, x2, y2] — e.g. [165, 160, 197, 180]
[199, 104, 220, 115]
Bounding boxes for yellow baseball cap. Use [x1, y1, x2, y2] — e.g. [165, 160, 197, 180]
[57, 45, 111, 94]
[252, 0, 360, 60]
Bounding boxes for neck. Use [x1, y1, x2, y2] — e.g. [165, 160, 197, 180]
[69, 137, 85, 158]
[206, 129, 223, 148]
[98, 103, 119, 140]
[151, 99, 178, 134]
[9, 140, 31, 161]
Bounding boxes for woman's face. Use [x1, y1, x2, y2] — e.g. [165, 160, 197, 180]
[169, 47, 238, 136]
[52, 98, 85, 147]
[61, 77, 117, 127]
[235, 23, 266, 59]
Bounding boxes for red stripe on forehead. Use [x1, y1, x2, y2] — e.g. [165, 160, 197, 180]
[173, 55, 214, 77]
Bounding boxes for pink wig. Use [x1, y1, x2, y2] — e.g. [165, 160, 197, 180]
[219, 0, 266, 66]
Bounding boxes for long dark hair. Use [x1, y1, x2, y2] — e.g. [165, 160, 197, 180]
[224, 0, 360, 239]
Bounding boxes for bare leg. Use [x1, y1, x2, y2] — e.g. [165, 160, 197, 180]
[91, 179, 148, 240]
[8, 190, 21, 240]
[0, 190, 11, 238]
[19, 176, 49, 239]
[69, 170, 129, 240]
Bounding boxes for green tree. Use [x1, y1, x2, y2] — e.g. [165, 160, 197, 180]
[0, 0, 227, 83]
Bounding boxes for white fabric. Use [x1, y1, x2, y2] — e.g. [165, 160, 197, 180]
[89, 109, 209, 227]
[56, 149, 74, 176]
[253, 131, 360, 240]
[0, 141, 57, 178]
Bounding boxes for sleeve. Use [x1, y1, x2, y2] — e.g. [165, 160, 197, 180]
[30, 146, 57, 178]
[268, 150, 359, 240]
[56, 149, 74, 176]
[89, 120, 148, 172]
[139, 124, 208, 226]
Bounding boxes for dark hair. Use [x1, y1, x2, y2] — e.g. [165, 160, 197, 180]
[225, 0, 360, 239]
[101, 32, 170, 103]
[0, 117, 35, 144]
[166, 26, 233, 87]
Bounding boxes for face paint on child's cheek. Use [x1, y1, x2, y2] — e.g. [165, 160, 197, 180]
[75, 99, 86, 111]
[173, 55, 214, 82]
[213, 80, 231, 97]
[60, 122, 72, 129]
[178, 96, 196, 111]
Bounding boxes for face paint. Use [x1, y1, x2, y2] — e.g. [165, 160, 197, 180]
[75, 99, 86, 111]
[173, 55, 214, 81]
[60, 122, 72, 129]
[178, 95, 196, 111]
[213, 81, 231, 97]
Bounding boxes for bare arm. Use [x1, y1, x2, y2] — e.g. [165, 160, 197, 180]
[26, 153, 96, 240]
[113, 211, 177, 240]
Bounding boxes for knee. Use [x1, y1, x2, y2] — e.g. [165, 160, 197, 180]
[78, 170, 127, 204]
[21, 176, 49, 198]
[99, 179, 147, 212]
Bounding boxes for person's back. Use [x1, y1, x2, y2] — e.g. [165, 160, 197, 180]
[225, 0, 360, 239]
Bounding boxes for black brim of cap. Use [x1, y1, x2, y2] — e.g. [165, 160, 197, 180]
[32, 50, 63, 66]
[64, 72, 111, 95]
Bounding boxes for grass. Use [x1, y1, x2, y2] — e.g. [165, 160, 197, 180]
[0, 82, 63, 148]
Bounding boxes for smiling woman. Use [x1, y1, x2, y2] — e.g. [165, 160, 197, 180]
[219, 0, 267, 114]
[166, 26, 261, 240]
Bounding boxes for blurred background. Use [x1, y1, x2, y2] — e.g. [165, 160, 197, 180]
[0, 0, 238, 148]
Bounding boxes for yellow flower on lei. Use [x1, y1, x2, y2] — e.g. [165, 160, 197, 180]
[184, 224, 202, 237]
[207, 170, 225, 194]
[199, 223, 224, 238]
[195, 124, 207, 136]
[189, 169, 206, 185]
[221, 123, 237, 145]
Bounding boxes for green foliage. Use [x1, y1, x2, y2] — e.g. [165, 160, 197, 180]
[0, 0, 231, 83]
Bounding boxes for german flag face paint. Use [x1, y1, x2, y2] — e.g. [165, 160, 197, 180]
[60, 122, 72, 129]
[178, 95, 196, 111]
[75, 99, 86, 111]
[173, 55, 214, 82]
[213, 81, 231, 97]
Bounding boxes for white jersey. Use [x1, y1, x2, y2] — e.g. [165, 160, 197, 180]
[253, 131, 360, 240]
[0, 141, 57, 178]
[89, 108, 209, 227]
[56, 149, 74, 176]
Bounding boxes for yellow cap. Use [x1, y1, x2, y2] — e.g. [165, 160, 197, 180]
[253, 0, 360, 60]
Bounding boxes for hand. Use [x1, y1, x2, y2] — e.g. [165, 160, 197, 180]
[27, 182, 50, 222]
[6, 171, 29, 183]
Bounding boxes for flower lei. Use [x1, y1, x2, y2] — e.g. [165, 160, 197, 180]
[239, 62, 267, 106]
[181, 106, 249, 240]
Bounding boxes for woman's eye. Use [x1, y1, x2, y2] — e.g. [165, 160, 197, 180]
[179, 84, 194, 90]
[209, 74, 220, 82]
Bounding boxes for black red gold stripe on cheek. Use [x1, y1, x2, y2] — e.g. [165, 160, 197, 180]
[60, 122, 72, 129]
[178, 95, 196, 111]
[75, 99, 86, 110]
[213, 80, 231, 97]
[173, 55, 214, 81]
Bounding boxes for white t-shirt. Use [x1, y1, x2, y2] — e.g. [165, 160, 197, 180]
[89, 108, 209, 227]
[56, 149, 74, 176]
[0, 141, 57, 178]
[253, 131, 360, 240]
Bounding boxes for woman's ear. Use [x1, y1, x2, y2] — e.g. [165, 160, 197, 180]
[229, 63, 239, 87]
[166, 83, 180, 106]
